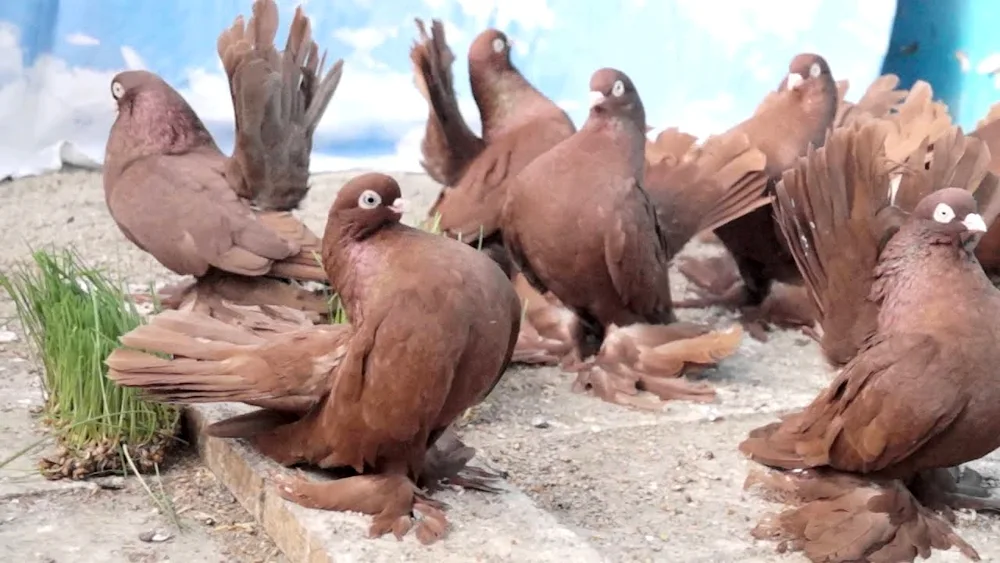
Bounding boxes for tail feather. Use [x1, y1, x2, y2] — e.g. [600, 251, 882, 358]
[106, 306, 353, 404]
[772, 120, 894, 366]
[206, 408, 302, 438]
[975, 101, 1000, 131]
[169, 274, 332, 325]
[882, 80, 953, 165]
[833, 74, 907, 128]
[254, 210, 328, 282]
[644, 127, 698, 166]
[643, 130, 770, 256]
[411, 18, 485, 187]
[744, 468, 981, 562]
[217, 0, 344, 211]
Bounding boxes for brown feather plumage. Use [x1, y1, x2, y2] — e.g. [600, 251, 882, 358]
[832, 74, 907, 128]
[678, 54, 839, 340]
[501, 68, 742, 409]
[103, 0, 341, 320]
[217, 0, 344, 211]
[643, 130, 770, 255]
[740, 117, 1000, 561]
[412, 19, 576, 274]
[109, 173, 521, 544]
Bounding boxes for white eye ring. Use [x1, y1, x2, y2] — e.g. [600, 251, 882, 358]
[492, 38, 505, 53]
[111, 81, 125, 99]
[933, 202, 955, 224]
[611, 79, 625, 97]
[809, 62, 821, 78]
[358, 189, 381, 210]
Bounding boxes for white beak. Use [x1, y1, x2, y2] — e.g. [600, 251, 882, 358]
[390, 198, 409, 214]
[785, 73, 805, 91]
[588, 90, 605, 108]
[962, 213, 988, 233]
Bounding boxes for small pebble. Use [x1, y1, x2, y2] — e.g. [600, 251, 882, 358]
[530, 416, 549, 429]
[94, 476, 126, 490]
[139, 530, 173, 543]
[0, 331, 18, 343]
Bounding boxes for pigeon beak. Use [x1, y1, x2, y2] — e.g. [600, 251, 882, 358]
[589, 90, 606, 109]
[389, 198, 409, 215]
[962, 213, 988, 233]
[785, 73, 805, 91]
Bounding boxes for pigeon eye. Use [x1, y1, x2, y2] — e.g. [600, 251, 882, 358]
[932, 202, 955, 224]
[809, 62, 821, 78]
[492, 38, 505, 53]
[611, 79, 625, 97]
[358, 189, 382, 210]
[111, 81, 125, 99]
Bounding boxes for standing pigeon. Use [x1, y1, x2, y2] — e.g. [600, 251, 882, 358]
[103, 0, 342, 323]
[739, 119, 1000, 562]
[674, 54, 839, 337]
[110, 173, 522, 544]
[410, 19, 575, 271]
[501, 68, 743, 409]
[410, 19, 578, 361]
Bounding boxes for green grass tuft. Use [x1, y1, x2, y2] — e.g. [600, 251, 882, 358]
[0, 248, 180, 478]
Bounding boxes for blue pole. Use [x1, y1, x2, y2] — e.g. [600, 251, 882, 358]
[881, 0, 1000, 130]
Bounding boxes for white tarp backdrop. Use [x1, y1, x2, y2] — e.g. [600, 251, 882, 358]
[0, 0, 897, 180]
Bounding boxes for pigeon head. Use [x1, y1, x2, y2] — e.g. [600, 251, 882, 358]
[105, 70, 214, 164]
[587, 67, 645, 128]
[781, 53, 834, 93]
[468, 29, 513, 69]
[328, 173, 409, 241]
[912, 188, 989, 249]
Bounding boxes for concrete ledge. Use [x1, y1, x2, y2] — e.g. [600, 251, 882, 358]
[187, 402, 607, 563]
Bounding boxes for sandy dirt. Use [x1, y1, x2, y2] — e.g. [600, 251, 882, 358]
[0, 169, 998, 562]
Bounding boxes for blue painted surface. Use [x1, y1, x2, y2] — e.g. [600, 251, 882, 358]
[0, 0, 897, 178]
[882, 0, 1000, 129]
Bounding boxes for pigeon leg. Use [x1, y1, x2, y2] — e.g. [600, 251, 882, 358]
[571, 362, 715, 409]
[674, 255, 744, 307]
[637, 372, 718, 403]
[419, 430, 507, 494]
[271, 470, 449, 544]
[910, 467, 1000, 516]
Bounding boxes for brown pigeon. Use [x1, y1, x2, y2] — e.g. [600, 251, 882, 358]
[109, 172, 522, 544]
[410, 18, 577, 359]
[103, 0, 343, 322]
[509, 112, 771, 363]
[501, 68, 743, 409]
[673, 54, 839, 336]
[738, 119, 1000, 562]
[410, 19, 575, 261]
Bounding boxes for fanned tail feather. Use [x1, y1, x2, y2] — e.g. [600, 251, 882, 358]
[772, 120, 894, 366]
[881, 81, 953, 165]
[411, 18, 485, 187]
[834, 74, 907, 128]
[106, 306, 352, 404]
[217, 0, 344, 210]
[643, 130, 770, 255]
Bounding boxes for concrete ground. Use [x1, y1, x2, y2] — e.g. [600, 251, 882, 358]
[0, 169, 998, 562]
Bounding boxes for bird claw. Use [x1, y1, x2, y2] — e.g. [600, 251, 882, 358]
[269, 469, 322, 506]
[674, 256, 742, 304]
[572, 356, 717, 410]
[413, 500, 449, 545]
